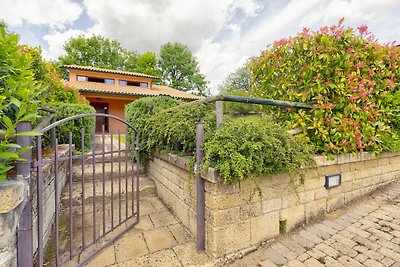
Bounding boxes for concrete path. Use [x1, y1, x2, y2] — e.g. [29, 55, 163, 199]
[228, 182, 400, 267]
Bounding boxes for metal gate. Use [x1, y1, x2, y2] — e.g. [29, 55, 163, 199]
[19, 113, 140, 266]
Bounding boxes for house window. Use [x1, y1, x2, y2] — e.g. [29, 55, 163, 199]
[104, 79, 115, 84]
[88, 77, 104, 83]
[117, 80, 149, 87]
[77, 75, 88, 82]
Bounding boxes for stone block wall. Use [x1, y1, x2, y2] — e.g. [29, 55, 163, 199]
[31, 144, 69, 254]
[147, 153, 198, 237]
[147, 152, 400, 258]
[0, 180, 28, 267]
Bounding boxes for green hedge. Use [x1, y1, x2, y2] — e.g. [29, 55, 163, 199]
[125, 96, 183, 157]
[125, 96, 183, 134]
[125, 96, 215, 159]
[142, 102, 215, 156]
[202, 119, 314, 184]
[50, 103, 95, 150]
[125, 96, 314, 185]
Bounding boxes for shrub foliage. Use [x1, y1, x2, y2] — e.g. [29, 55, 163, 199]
[202, 119, 313, 184]
[126, 96, 313, 184]
[51, 103, 95, 150]
[125, 96, 183, 135]
[125, 96, 183, 156]
[142, 103, 215, 156]
[0, 25, 43, 180]
[126, 96, 215, 158]
[250, 19, 400, 154]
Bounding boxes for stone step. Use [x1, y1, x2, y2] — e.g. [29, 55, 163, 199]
[73, 150, 137, 165]
[71, 161, 146, 182]
[62, 175, 156, 207]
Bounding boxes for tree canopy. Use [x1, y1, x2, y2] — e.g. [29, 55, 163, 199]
[59, 35, 128, 70]
[158, 42, 209, 96]
[58, 36, 209, 96]
[218, 61, 251, 94]
[218, 62, 255, 115]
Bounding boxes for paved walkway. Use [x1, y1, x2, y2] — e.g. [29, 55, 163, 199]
[86, 195, 216, 267]
[228, 182, 400, 267]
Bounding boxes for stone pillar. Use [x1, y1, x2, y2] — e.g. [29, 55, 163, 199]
[0, 180, 28, 267]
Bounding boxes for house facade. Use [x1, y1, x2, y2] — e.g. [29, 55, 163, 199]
[62, 65, 200, 133]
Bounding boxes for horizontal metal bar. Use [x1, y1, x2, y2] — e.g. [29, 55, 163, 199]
[32, 114, 56, 132]
[168, 94, 313, 110]
[40, 113, 139, 134]
[222, 95, 313, 109]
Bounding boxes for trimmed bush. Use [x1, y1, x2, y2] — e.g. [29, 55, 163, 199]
[202, 119, 314, 184]
[125, 96, 183, 157]
[50, 103, 95, 150]
[250, 20, 400, 155]
[142, 103, 215, 156]
[125, 96, 183, 134]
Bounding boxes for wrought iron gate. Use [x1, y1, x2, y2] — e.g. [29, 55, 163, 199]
[19, 113, 140, 266]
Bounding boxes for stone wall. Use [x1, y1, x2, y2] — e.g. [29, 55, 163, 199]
[32, 144, 70, 254]
[148, 152, 400, 258]
[0, 179, 28, 267]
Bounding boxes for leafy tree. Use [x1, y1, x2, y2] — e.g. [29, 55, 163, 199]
[218, 62, 252, 94]
[250, 19, 400, 155]
[31, 48, 88, 105]
[218, 62, 256, 115]
[59, 35, 161, 77]
[59, 36, 210, 95]
[132, 52, 160, 77]
[158, 42, 209, 96]
[59, 35, 128, 70]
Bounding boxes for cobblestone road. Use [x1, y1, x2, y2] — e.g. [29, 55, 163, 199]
[228, 182, 400, 267]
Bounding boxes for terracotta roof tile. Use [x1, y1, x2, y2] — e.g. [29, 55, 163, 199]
[65, 80, 201, 100]
[61, 65, 159, 79]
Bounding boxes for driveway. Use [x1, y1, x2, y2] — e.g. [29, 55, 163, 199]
[228, 182, 400, 267]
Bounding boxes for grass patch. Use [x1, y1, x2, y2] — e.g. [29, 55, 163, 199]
[113, 134, 126, 144]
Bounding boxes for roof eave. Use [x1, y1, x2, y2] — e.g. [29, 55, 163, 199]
[79, 89, 199, 100]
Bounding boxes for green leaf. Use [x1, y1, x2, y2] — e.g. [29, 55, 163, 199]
[0, 151, 19, 160]
[0, 165, 14, 175]
[2, 143, 22, 149]
[9, 97, 21, 108]
[2, 115, 13, 129]
[13, 131, 42, 137]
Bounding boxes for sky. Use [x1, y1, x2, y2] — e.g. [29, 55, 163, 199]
[1, 0, 399, 94]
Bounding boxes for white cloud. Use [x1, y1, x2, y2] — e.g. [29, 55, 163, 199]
[198, 0, 400, 94]
[43, 29, 87, 59]
[83, 0, 235, 53]
[80, 0, 265, 93]
[0, 0, 82, 29]
[230, 0, 263, 17]
[30, 0, 400, 94]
